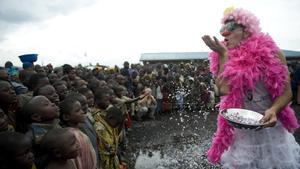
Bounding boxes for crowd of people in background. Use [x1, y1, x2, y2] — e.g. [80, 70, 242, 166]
[0, 59, 299, 169]
[290, 62, 300, 105]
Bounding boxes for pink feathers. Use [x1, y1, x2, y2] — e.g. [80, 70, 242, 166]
[206, 33, 299, 164]
[221, 8, 261, 35]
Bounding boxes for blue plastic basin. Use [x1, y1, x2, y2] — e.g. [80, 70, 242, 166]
[19, 54, 38, 63]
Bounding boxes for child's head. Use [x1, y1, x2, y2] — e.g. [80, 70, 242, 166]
[113, 85, 125, 98]
[18, 96, 59, 131]
[53, 81, 69, 101]
[0, 67, 9, 80]
[0, 132, 34, 169]
[53, 67, 64, 78]
[40, 128, 79, 160]
[107, 87, 117, 104]
[33, 84, 60, 105]
[74, 79, 88, 89]
[0, 108, 9, 132]
[105, 106, 124, 128]
[87, 78, 100, 93]
[28, 73, 50, 91]
[144, 87, 152, 94]
[78, 87, 94, 107]
[63, 64, 76, 80]
[116, 75, 126, 85]
[94, 88, 110, 109]
[0, 79, 17, 109]
[48, 73, 58, 84]
[59, 98, 86, 126]
[34, 64, 45, 74]
[65, 92, 88, 114]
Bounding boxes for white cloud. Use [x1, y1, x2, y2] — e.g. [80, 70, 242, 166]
[0, 0, 96, 22]
[0, 0, 96, 41]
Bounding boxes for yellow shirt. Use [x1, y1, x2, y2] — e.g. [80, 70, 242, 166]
[92, 109, 120, 169]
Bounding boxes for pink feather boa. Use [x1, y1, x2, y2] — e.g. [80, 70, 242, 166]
[206, 33, 299, 164]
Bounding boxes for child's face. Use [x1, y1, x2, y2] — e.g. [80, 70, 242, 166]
[107, 118, 120, 128]
[58, 131, 80, 159]
[68, 101, 86, 124]
[116, 88, 126, 97]
[0, 81, 17, 105]
[55, 84, 68, 100]
[36, 96, 60, 121]
[84, 91, 94, 107]
[14, 137, 34, 169]
[68, 69, 76, 80]
[75, 80, 88, 88]
[106, 113, 124, 128]
[108, 89, 117, 103]
[0, 109, 8, 131]
[0, 69, 9, 80]
[39, 85, 60, 105]
[144, 88, 151, 94]
[48, 73, 58, 84]
[96, 93, 110, 109]
[37, 77, 50, 88]
[122, 88, 128, 96]
[79, 96, 89, 114]
[115, 89, 122, 97]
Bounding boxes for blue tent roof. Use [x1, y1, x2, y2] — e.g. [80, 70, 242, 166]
[140, 49, 300, 61]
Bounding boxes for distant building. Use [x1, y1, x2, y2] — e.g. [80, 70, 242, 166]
[283, 50, 300, 61]
[140, 49, 300, 64]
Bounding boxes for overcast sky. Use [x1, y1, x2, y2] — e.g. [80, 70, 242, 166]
[0, 0, 299, 67]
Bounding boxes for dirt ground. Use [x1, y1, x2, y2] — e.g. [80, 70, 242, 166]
[126, 105, 300, 169]
[126, 107, 220, 169]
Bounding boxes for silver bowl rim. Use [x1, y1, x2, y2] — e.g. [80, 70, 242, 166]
[220, 108, 264, 127]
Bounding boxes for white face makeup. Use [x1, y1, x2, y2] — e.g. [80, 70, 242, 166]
[220, 21, 247, 49]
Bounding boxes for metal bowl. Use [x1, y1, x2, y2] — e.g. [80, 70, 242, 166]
[221, 108, 264, 130]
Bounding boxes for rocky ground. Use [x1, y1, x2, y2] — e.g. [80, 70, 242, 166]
[126, 104, 300, 169]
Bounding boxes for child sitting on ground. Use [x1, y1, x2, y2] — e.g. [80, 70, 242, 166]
[136, 87, 157, 121]
[0, 131, 35, 169]
[40, 128, 79, 169]
[59, 98, 98, 169]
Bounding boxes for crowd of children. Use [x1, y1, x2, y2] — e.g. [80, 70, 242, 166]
[1, 58, 300, 168]
[0, 60, 217, 169]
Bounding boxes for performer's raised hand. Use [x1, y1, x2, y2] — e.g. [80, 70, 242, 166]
[202, 35, 227, 56]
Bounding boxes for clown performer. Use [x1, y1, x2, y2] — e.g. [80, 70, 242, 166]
[202, 7, 300, 168]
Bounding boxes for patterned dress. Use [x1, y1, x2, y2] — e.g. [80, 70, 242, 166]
[93, 109, 120, 169]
